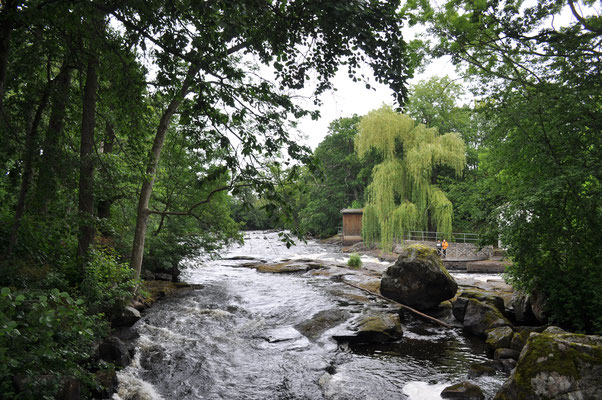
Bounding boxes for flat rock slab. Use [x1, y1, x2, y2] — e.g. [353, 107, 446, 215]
[256, 262, 322, 273]
[466, 260, 509, 273]
[295, 309, 350, 340]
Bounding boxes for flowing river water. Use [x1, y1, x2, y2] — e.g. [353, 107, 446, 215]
[114, 231, 506, 399]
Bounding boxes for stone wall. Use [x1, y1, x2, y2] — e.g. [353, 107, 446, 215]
[394, 240, 493, 260]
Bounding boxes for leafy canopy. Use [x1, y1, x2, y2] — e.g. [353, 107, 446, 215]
[356, 105, 466, 249]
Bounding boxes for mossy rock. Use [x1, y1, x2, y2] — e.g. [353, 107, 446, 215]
[141, 280, 189, 304]
[510, 327, 546, 352]
[494, 330, 602, 400]
[493, 348, 521, 361]
[460, 289, 506, 314]
[463, 298, 511, 337]
[486, 326, 515, 351]
[334, 312, 403, 344]
[355, 279, 381, 294]
[381, 244, 457, 310]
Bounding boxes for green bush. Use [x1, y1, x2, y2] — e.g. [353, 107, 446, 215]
[0, 287, 105, 398]
[347, 253, 363, 269]
[80, 249, 139, 319]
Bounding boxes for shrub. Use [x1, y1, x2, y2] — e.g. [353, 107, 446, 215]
[0, 287, 105, 398]
[347, 253, 363, 269]
[80, 249, 139, 319]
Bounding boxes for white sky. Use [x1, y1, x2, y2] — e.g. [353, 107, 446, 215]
[296, 56, 459, 149]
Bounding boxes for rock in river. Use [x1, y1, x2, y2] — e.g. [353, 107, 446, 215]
[333, 311, 403, 344]
[295, 309, 350, 340]
[441, 381, 485, 400]
[380, 244, 457, 311]
[494, 327, 602, 400]
[463, 298, 511, 337]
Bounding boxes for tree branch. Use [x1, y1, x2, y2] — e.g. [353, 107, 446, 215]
[148, 183, 252, 217]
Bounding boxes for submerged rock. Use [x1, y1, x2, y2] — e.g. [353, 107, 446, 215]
[468, 361, 502, 378]
[295, 309, 350, 340]
[441, 381, 485, 400]
[494, 327, 602, 400]
[380, 245, 457, 310]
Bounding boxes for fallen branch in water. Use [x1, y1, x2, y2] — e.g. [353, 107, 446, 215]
[340, 279, 453, 329]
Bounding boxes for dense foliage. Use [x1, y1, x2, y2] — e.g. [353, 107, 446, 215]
[0, 288, 103, 399]
[0, 0, 415, 394]
[406, 0, 602, 333]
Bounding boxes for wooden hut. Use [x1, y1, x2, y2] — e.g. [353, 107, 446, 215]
[341, 209, 363, 245]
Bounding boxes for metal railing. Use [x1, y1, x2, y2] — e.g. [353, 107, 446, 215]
[337, 227, 479, 244]
[401, 231, 479, 243]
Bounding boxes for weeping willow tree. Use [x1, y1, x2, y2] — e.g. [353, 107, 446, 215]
[356, 105, 465, 249]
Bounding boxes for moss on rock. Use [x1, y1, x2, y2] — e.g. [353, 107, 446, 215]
[486, 326, 515, 351]
[494, 330, 602, 399]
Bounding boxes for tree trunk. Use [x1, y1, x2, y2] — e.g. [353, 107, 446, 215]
[0, 0, 16, 113]
[5, 87, 50, 257]
[33, 62, 72, 215]
[130, 63, 201, 279]
[97, 119, 115, 222]
[76, 56, 98, 260]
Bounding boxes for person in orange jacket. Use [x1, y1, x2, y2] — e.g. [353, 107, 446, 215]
[442, 239, 449, 258]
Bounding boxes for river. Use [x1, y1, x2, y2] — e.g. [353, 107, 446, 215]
[114, 231, 506, 399]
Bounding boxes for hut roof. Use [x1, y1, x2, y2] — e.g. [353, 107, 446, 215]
[340, 208, 364, 214]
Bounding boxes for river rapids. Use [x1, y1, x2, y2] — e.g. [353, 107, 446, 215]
[114, 231, 506, 399]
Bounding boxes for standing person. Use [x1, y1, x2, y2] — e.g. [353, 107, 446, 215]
[436, 240, 442, 256]
[442, 239, 449, 258]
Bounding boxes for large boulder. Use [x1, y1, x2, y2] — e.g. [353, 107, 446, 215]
[494, 328, 602, 400]
[380, 245, 457, 310]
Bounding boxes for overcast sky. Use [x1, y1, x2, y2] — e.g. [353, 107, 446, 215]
[295, 55, 459, 149]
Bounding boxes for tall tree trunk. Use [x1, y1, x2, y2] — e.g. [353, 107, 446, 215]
[0, 0, 16, 113]
[33, 62, 72, 215]
[5, 87, 50, 257]
[76, 56, 98, 260]
[97, 119, 115, 222]
[130, 63, 201, 279]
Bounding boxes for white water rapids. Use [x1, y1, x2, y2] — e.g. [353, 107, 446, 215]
[113, 231, 505, 399]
